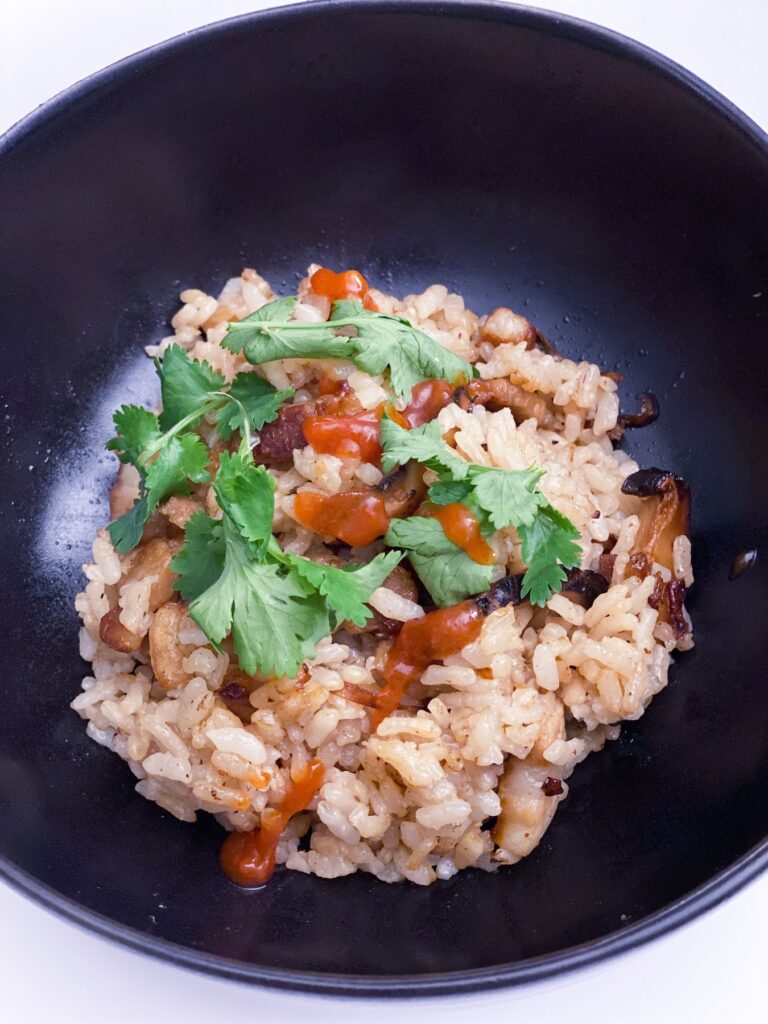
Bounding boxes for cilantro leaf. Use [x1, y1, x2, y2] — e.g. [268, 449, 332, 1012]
[222, 296, 298, 354]
[213, 453, 275, 554]
[427, 479, 473, 505]
[385, 517, 494, 607]
[145, 432, 210, 498]
[215, 372, 293, 441]
[241, 325, 354, 363]
[171, 511, 225, 601]
[223, 297, 474, 399]
[380, 413, 582, 605]
[182, 518, 330, 677]
[379, 415, 470, 478]
[328, 299, 364, 320]
[107, 492, 150, 553]
[469, 466, 546, 529]
[285, 550, 403, 627]
[157, 344, 225, 431]
[107, 406, 161, 465]
[224, 296, 353, 361]
[108, 432, 210, 554]
[105, 344, 292, 553]
[518, 503, 581, 605]
[351, 311, 473, 400]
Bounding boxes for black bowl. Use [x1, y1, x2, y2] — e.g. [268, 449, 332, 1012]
[1, 0, 766, 997]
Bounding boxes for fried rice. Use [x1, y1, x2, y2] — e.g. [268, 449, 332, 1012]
[72, 265, 693, 885]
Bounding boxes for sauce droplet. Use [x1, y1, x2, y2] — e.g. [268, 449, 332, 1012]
[293, 490, 390, 547]
[310, 267, 379, 312]
[729, 549, 757, 580]
[423, 502, 495, 564]
[220, 760, 325, 887]
[303, 409, 383, 464]
[404, 379, 454, 427]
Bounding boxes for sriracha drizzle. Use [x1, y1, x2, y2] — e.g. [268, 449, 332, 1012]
[220, 759, 325, 887]
[404, 379, 454, 427]
[303, 409, 383, 464]
[371, 601, 483, 726]
[424, 503, 495, 565]
[293, 490, 389, 547]
[309, 267, 379, 311]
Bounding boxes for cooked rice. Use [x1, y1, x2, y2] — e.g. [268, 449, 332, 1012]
[72, 265, 693, 884]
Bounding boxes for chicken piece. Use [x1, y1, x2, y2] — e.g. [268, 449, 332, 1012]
[491, 760, 564, 863]
[479, 307, 537, 348]
[99, 606, 143, 653]
[528, 699, 565, 765]
[158, 496, 201, 530]
[149, 601, 196, 691]
[122, 537, 179, 611]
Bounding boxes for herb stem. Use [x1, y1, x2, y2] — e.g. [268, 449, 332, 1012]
[137, 397, 224, 468]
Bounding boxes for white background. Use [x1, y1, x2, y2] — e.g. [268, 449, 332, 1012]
[1, 2, 766, 1022]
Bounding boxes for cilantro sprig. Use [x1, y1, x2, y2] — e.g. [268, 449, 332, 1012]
[172, 453, 402, 677]
[222, 296, 474, 399]
[380, 415, 581, 606]
[106, 345, 292, 552]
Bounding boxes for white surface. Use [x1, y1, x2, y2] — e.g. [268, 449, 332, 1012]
[1, 1, 766, 1022]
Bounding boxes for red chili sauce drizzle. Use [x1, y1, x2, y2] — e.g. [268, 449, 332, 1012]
[303, 409, 383, 464]
[220, 759, 325, 887]
[423, 502, 494, 564]
[302, 379, 455, 465]
[310, 267, 379, 311]
[403, 379, 455, 427]
[293, 490, 390, 547]
[371, 601, 484, 727]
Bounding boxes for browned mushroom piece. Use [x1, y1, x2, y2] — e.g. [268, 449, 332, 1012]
[218, 674, 258, 722]
[252, 402, 316, 463]
[621, 468, 691, 576]
[617, 392, 660, 429]
[597, 552, 617, 583]
[375, 460, 427, 519]
[479, 307, 537, 348]
[648, 575, 689, 638]
[342, 564, 420, 638]
[466, 378, 557, 429]
[452, 385, 473, 412]
[560, 568, 609, 608]
[474, 574, 524, 615]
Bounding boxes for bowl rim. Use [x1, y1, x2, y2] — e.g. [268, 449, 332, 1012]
[1, 0, 766, 997]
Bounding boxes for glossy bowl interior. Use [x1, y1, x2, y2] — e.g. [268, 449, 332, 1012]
[0, 0, 766, 996]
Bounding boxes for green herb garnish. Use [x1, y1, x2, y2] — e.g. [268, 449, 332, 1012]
[106, 345, 292, 553]
[172, 453, 401, 677]
[104, 280, 581, 678]
[222, 297, 474, 399]
[380, 415, 581, 606]
[385, 517, 495, 607]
